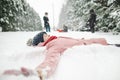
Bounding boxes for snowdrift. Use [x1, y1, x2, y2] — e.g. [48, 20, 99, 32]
[0, 31, 120, 80]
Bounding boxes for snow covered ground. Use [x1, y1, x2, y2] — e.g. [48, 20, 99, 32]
[0, 31, 120, 80]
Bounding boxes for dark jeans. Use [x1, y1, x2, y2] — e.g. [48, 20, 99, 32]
[45, 25, 50, 32]
[89, 23, 95, 33]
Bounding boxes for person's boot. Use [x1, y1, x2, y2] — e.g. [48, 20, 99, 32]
[108, 44, 120, 47]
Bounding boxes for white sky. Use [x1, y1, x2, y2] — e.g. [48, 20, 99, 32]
[26, 0, 65, 28]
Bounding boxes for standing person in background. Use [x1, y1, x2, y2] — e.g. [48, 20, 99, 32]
[43, 12, 51, 32]
[88, 9, 97, 33]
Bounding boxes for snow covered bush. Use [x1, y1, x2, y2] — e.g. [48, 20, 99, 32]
[113, 22, 120, 32]
[100, 27, 109, 32]
[0, 0, 42, 31]
[59, 0, 120, 32]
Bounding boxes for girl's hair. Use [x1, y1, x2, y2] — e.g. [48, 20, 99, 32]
[45, 12, 48, 15]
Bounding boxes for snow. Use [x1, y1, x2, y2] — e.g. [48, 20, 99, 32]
[0, 31, 120, 80]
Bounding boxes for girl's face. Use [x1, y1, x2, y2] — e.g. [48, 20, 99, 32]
[43, 34, 50, 42]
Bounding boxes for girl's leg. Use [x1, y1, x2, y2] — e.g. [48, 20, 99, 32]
[108, 44, 120, 47]
[85, 38, 108, 45]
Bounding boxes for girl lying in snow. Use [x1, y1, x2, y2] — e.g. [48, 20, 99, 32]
[3, 32, 120, 80]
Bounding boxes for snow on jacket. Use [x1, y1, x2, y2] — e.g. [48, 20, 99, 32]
[36, 36, 108, 77]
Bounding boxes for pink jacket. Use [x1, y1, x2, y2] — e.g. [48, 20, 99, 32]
[37, 37, 108, 77]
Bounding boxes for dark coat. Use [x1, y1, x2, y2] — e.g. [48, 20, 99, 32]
[43, 16, 50, 27]
[88, 11, 96, 33]
[88, 13, 96, 25]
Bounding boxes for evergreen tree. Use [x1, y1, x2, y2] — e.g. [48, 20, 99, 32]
[0, 0, 42, 31]
[59, 0, 120, 32]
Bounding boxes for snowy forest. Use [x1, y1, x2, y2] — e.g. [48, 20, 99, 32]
[58, 0, 120, 32]
[0, 0, 42, 31]
[0, 0, 120, 32]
